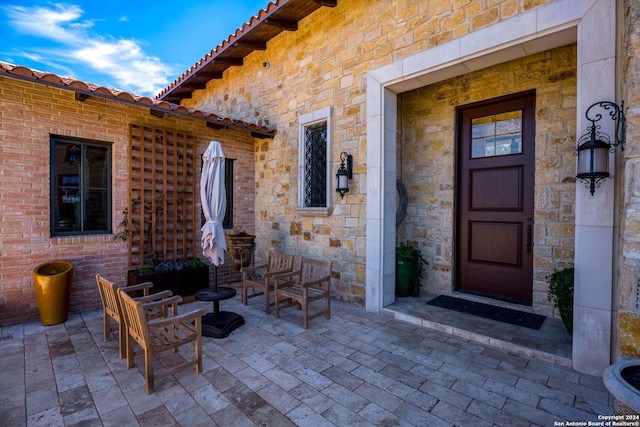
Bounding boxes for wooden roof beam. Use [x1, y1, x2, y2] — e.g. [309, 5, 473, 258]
[264, 18, 298, 31]
[311, 0, 337, 6]
[206, 122, 228, 130]
[236, 40, 268, 50]
[193, 71, 223, 80]
[181, 82, 208, 90]
[150, 109, 169, 118]
[251, 131, 271, 139]
[214, 57, 244, 66]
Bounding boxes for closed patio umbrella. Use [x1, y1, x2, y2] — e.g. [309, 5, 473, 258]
[200, 140, 226, 266]
[197, 140, 244, 338]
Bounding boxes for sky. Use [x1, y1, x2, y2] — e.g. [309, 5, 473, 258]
[0, 1, 268, 97]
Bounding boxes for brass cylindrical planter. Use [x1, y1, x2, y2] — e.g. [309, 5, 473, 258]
[33, 261, 73, 326]
[226, 235, 256, 270]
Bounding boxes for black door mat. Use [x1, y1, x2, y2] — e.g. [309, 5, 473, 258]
[426, 295, 545, 330]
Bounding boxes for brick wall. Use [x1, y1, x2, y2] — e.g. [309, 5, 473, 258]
[0, 76, 256, 324]
[182, 0, 562, 308]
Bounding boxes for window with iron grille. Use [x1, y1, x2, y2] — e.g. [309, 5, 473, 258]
[304, 123, 327, 207]
[298, 107, 333, 213]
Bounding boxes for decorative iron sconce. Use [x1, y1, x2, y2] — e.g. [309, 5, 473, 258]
[576, 101, 626, 195]
[336, 152, 353, 199]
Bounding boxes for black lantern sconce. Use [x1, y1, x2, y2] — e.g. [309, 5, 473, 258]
[576, 101, 626, 196]
[336, 152, 353, 199]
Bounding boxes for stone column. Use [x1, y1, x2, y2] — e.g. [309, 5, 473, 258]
[572, 0, 618, 375]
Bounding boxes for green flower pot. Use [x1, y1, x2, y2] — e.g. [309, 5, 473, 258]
[396, 258, 417, 297]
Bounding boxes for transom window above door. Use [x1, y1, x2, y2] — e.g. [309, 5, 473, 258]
[471, 110, 522, 158]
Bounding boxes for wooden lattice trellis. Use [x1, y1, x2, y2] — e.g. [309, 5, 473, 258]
[127, 124, 198, 267]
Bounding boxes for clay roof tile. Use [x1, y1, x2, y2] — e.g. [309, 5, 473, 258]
[40, 74, 66, 85]
[0, 60, 274, 138]
[135, 97, 154, 106]
[9, 65, 35, 77]
[158, 0, 333, 106]
[67, 80, 89, 90]
[92, 87, 114, 96]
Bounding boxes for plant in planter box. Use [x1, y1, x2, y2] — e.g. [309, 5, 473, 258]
[116, 190, 209, 296]
[396, 243, 428, 297]
[225, 226, 256, 270]
[128, 258, 209, 297]
[547, 267, 574, 335]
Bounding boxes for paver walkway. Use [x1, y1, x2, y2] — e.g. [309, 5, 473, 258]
[1, 295, 614, 426]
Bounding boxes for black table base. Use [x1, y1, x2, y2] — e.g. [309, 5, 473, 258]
[201, 311, 245, 338]
[195, 286, 244, 338]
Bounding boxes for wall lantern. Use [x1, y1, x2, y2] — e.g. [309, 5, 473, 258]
[336, 152, 353, 199]
[576, 101, 626, 196]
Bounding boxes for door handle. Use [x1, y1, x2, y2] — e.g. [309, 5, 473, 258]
[526, 223, 533, 255]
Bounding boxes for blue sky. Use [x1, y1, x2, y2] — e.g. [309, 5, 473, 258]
[0, 1, 268, 97]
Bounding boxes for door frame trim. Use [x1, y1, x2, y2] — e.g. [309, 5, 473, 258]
[365, 0, 616, 375]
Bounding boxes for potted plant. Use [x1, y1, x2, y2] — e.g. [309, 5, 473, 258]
[127, 258, 209, 297]
[396, 243, 428, 297]
[225, 226, 256, 270]
[547, 267, 574, 335]
[116, 192, 210, 296]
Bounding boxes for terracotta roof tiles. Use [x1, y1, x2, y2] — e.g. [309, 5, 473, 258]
[158, 0, 337, 103]
[0, 61, 274, 138]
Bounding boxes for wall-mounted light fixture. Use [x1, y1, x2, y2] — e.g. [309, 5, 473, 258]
[576, 101, 626, 196]
[336, 152, 353, 199]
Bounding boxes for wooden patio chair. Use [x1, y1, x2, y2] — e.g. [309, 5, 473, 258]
[95, 274, 176, 359]
[272, 257, 332, 329]
[117, 288, 206, 394]
[241, 252, 294, 313]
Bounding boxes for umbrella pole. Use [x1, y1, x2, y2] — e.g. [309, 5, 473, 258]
[212, 265, 220, 313]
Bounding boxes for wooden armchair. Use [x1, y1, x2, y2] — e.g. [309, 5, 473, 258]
[273, 257, 332, 329]
[118, 289, 206, 394]
[95, 274, 176, 359]
[241, 252, 294, 313]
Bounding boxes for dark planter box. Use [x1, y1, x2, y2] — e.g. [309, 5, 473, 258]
[127, 265, 210, 297]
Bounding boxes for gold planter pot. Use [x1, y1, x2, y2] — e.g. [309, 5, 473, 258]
[33, 261, 73, 326]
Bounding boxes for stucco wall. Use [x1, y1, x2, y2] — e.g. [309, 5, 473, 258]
[183, 0, 557, 307]
[399, 44, 577, 316]
[0, 76, 256, 324]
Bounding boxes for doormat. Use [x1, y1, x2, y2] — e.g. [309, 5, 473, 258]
[426, 295, 545, 330]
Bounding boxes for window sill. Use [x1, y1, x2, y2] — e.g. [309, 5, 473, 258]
[296, 207, 333, 217]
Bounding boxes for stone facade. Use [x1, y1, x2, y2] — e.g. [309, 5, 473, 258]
[184, 0, 570, 313]
[399, 45, 577, 316]
[618, 0, 640, 358]
[0, 76, 256, 324]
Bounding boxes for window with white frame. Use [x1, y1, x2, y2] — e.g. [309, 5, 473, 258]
[298, 107, 333, 215]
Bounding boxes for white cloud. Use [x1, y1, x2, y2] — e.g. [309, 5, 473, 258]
[21, 51, 76, 77]
[4, 4, 91, 43]
[2, 3, 175, 96]
[75, 39, 170, 95]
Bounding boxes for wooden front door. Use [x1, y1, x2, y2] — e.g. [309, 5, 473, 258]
[456, 91, 535, 304]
